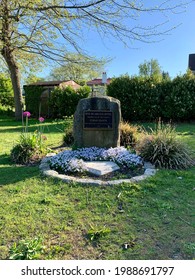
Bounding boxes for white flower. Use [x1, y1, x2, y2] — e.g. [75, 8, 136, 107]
[49, 146, 143, 174]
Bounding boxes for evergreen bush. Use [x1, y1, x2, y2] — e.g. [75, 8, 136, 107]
[24, 85, 43, 117]
[49, 85, 90, 118]
[0, 73, 14, 108]
[107, 73, 195, 122]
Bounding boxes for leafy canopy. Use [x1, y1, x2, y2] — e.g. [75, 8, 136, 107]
[138, 59, 162, 79]
[49, 53, 107, 82]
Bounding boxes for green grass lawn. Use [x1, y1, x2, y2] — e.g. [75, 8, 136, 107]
[0, 116, 195, 260]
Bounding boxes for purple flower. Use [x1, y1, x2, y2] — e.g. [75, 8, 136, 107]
[39, 117, 45, 123]
[49, 146, 143, 174]
[23, 111, 31, 117]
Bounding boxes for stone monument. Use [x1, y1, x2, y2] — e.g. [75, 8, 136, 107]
[73, 96, 121, 148]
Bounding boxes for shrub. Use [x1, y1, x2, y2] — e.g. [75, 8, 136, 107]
[162, 74, 195, 121]
[11, 112, 48, 164]
[77, 85, 91, 96]
[107, 73, 195, 122]
[63, 127, 74, 146]
[107, 75, 160, 121]
[24, 85, 43, 117]
[49, 85, 90, 118]
[136, 124, 194, 169]
[0, 104, 14, 116]
[0, 73, 14, 108]
[11, 132, 48, 164]
[120, 121, 139, 147]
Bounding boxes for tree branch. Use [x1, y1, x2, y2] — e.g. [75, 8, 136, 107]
[19, 0, 108, 11]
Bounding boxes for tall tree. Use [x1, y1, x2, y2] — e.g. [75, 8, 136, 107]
[24, 73, 45, 85]
[162, 71, 171, 80]
[138, 59, 162, 79]
[0, 0, 189, 119]
[49, 53, 107, 82]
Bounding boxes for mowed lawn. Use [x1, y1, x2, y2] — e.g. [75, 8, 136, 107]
[0, 116, 195, 260]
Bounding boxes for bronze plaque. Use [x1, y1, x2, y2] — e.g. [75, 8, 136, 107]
[83, 110, 113, 129]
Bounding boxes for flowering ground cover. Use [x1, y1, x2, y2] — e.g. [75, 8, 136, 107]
[0, 116, 194, 260]
[49, 147, 143, 177]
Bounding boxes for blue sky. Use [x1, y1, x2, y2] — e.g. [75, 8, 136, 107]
[79, 1, 195, 79]
[41, 1, 195, 80]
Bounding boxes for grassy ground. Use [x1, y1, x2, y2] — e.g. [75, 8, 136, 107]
[0, 116, 195, 260]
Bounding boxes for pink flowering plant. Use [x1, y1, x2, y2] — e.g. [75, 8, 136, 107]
[39, 117, 45, 123]
[11, 112, 48, 164]
[22, 111, 31, 133]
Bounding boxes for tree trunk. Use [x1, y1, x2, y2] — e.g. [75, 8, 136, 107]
[1, 0, 23, 120]
[9, 59, 23, 120]
[2, 49, 23, 120]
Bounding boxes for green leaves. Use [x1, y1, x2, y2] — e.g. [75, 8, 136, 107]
[0, 73, 14, 108]
[49, 53, 107, 82]
[107, 73, 195, 122]
[49, 85, 90, 118]
[10, 131, 48, 164]
[107, 75, 160, 121]
[87, 225, 111, 241]
[136, 124, 194, 169]
[9, 237, 44, 260]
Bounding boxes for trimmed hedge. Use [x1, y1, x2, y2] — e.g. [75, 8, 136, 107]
[24, 85, 43, 117]
[107, 73, 195, 121]
[24, 85, 90, 118]
[49, 86, 90, 118]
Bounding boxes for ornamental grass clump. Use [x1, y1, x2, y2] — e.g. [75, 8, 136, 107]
[120, 121, 139, 147]
[11, 112, 48, 164]
[136, 124, 194, 169]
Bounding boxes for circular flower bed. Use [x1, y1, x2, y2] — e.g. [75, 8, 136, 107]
[49, 147, 143, 177]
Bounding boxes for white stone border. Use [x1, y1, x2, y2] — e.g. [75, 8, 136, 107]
[39, 153, 157, 186]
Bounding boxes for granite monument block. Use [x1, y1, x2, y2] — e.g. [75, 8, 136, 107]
[73, 96, 121, 148]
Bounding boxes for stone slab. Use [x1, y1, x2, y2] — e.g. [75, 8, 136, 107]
[85, 161, 120, 176]
[40, 156, 157, 186]
[73, 96, 121, 148]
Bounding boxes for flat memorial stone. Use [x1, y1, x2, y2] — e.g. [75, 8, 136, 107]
[85, 161, 120, 176]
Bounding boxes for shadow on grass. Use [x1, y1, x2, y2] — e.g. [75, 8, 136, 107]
[0, 121, 66, 134]
[0, 154, 39, 186]
[0, 154, 11, 165]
